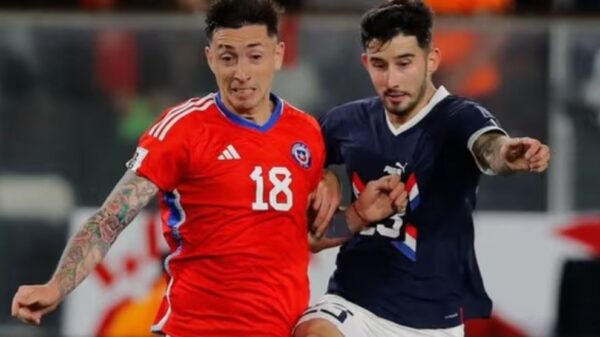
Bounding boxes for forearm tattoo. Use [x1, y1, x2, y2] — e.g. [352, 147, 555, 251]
[51, 172, 158, 297]
[473, 133, 511, 175]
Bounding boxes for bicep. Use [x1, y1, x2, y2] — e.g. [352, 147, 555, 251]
[100, 170, 159, 227]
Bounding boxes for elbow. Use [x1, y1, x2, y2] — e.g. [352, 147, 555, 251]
[308, 235, 324, 253]
[309, 243, 324, 254]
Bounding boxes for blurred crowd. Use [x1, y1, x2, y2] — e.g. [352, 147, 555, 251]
[0, 2, 599, 336]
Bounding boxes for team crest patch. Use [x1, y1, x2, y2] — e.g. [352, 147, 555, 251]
[291, 142, 311, 169]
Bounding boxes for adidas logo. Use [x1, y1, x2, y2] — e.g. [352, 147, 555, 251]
[218, 144, 241, 160]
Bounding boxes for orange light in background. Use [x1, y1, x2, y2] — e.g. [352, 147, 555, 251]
[96, 276, 167, 337]
[426, 0, 514, 14]
[433, 31, 501, 98]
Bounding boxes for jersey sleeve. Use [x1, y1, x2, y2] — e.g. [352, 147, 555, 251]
[311, 128, 327, 190]
[318, 109, 344, 166]
[452, 103, 508, 175]
[125, 109, 194, 191]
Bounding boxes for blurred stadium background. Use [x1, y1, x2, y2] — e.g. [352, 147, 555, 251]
[0, 0, 599, 336]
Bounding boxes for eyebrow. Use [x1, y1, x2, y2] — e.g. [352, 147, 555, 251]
[216, 42, 265, 50]
[394, 53, 415, 59]
[369, 53, 415, 62]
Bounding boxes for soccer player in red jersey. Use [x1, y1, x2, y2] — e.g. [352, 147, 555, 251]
[11, 1, 407, 336]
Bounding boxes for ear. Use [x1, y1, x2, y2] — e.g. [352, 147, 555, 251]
[274, 40, 285, 70]
[205, 45, 215, 73]
[361, 53, 369, 70]
[427, 47, 441, 75]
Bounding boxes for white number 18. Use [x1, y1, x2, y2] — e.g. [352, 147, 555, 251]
[250, 166, 293, 211]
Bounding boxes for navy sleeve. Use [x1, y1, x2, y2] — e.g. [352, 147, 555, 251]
[451, 102, 507, 174]
[452, 103, 506, 148]
[318, 109, 344, 166]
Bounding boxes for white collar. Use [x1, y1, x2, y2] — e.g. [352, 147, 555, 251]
[385, 86, 450, 136]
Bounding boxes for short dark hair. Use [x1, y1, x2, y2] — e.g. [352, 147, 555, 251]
[361, 0, 433, 50]
[205, 0, 281, 41]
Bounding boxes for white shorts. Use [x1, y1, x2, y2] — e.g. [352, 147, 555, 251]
[297, 294, 464, 337]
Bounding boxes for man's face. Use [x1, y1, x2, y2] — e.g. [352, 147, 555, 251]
[362, 34, 438, 117]
[206, 25, 284, 115]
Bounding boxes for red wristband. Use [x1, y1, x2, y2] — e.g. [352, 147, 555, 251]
[351, 202, 369, 224]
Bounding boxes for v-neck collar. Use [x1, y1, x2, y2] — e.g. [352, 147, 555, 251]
[384, 86, 450, 136]
[215, 92, 283, 132]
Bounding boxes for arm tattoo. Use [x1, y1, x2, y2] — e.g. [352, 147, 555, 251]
[472, 132, 511, 175]
[50, 171, 158, 298]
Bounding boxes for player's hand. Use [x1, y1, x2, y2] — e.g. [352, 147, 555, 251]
[501, 137, 550, 173]
[310, 170, 342, 238]
[11, 283, 62, 325]
[350, 175, 407, 231]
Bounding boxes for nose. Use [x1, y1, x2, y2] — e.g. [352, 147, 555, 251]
[233, 60, 251, 82]
[385, 69, 402, 89]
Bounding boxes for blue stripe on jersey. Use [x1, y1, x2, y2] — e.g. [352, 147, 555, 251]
[215, 92, 283, 132]
[163, 191, 184, 244]
[391, 241, 416, 261]
[409, 195, 421, 211]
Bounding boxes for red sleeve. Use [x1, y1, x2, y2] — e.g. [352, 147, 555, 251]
[126, 108, 195, 191]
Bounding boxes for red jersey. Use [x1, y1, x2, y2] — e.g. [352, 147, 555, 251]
[127, 93, 325, 337]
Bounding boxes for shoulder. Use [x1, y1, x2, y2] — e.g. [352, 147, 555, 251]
[321, 96, 380, 124]
[282, 100, 321, 134]
[441, 95, 492, 120]
[327, 96, 379, 117]
[146, 93, 215, 141]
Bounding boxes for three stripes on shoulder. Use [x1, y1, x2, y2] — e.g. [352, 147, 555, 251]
[147, 94, 215, 141]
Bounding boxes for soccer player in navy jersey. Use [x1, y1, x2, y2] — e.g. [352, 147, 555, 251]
[296, 1, 551, 337]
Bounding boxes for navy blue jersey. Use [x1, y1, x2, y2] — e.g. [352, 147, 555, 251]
[322, 87, 505, 329]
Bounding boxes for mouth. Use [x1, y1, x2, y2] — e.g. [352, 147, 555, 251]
[232, 88, 255, 97]
[384, 91, 408, 104]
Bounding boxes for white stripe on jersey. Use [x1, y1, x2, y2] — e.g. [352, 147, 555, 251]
[148, 97, 200, 136]
[157, 99, 214, 140]
[154, 96, 212, 137]
[152, 95, 212, 137]
[148, 94, 213, 139]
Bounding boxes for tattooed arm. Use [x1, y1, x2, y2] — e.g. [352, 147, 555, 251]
[472, 132, 551, 175]
[11, 171, 158, 325]
[309, 174, 408, 253]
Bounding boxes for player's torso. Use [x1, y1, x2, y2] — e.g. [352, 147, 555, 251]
[338, 96, 475, 253]
[327, 96, 481, 328]
[154, 95, 324, 337]
[161, 99, 322, 256]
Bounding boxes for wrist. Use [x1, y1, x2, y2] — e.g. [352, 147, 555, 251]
[46, 279, 64, 300]
[493, 160, 515, 175]
[345, 202, 369, 233]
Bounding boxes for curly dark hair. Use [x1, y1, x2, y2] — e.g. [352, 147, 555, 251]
[361, 0, 433, 50]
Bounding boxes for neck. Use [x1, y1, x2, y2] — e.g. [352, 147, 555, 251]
[220, 93, 274, 126]
[387, 82, 436, 127]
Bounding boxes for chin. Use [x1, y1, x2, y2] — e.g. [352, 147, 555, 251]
[385, 104, 410, 116]
[229, 94, 250, 104]
[234, 100, 258, 113]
